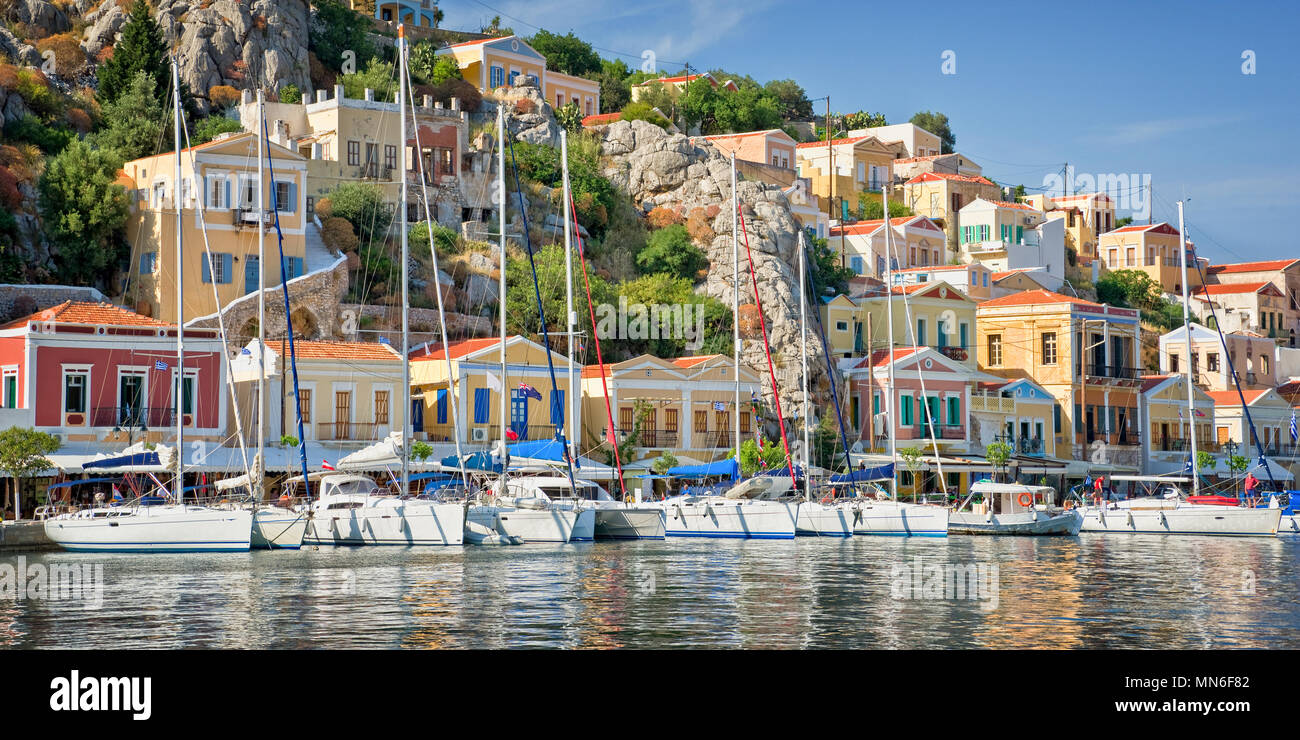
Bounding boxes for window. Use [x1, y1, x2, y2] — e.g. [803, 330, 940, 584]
[201, 253, 233, 284]
[835, 321, 848, 332]
[1, 367, 17, 408]
[275, 181, 294, 212]
[988, 334, 1003, 365]
[172, 373, 194, 416]
[946, 396, 960, 425]
[436, 390, 448, 425]
[850, 256, 863, 274]
[374, 390, 390, 425]
[140, 252, 157, 275]
[693, 409, 707, 434]
[1041, 332, 1057, 365]
[740, 410, 751, 433]
[64, 370, 87, 414]
[1207, 353, 1219, 372]
[299, 389, 311, 424]
[959, 322, 969, 349]
[489, 65, 504, 88]
[440, 148, 453, 176]
[207, 175, 229, 209]
[901, 395, 913, 425]
[1262, 355, 1270, 374]
[916, 318, 926, 345]
[1169, 353, 1179, 372]
[384, 144, 397, 173]
[1053, 404, 1062, 434]
[347, 140, 360, 166]
[473, 388, 489, 424]
[665, 409, 678, 436]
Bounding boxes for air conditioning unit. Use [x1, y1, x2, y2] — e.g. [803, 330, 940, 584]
[471, 427, 489, 442]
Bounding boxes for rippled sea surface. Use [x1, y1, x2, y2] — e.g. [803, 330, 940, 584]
[3, 535, 1298, 649]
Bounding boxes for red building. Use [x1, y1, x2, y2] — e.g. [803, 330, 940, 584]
[0, 302, 227, 442]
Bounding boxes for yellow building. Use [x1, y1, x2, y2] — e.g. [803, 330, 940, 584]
[1138, 374, 1216, 475]
[976, 289, 1144, 472]
[969, 377, 1059, 460]
[828, 215, 948, 278]
[1022, 192, 1116, 263]
[231, 339, 407, 448]
[1204, 258, 1300, 347]
[409, 335, 581, 449]
[901, 171, 1003, 255]
[629, 72, 738, 103]
[1158, 324, 1277, 392]
[1096, 222, 1204, 293]
[436, 35, 601, 116]
[122, 132, 308, 323]
[795, 135, 897, 213]
[857, 281, 980, 364]
[580, 354, 762, 462]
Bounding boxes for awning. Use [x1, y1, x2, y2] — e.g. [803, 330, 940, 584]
[1248, 457, 1295, 482]
[1064, 460, 1141, 477]
[830, 463, 893, 483]
[665, 458, 740, 480]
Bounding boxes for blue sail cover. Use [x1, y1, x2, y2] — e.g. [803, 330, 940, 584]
[830, 463, 894, 483]
[508, 439, 572, 462]
[84, 451, 161, 470]
[440, 451, 501, 473]
[665, 459, 740, 481]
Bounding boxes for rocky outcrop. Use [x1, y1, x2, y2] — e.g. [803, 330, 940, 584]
[81, 0, 312, 113]
[598, 119, 829, 424]
[10, 0, 72, 36]
[0, 26, 41, 67]
[479, 79, 563, 148]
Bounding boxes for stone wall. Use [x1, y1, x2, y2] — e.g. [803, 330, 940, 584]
[0, 284, 107, 322]
[189, 257, 348, 345]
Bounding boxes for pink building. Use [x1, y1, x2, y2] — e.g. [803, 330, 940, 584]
[0, 302, 227, 442]
[698, 129, 798, 170]
[844, 347, 979, 452]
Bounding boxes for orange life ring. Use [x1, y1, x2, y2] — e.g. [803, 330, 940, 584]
[1017, 492, 1033, 508]
[820, 495, 835, 504]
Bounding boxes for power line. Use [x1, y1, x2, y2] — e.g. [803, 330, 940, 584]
[460, 0, 689, 68]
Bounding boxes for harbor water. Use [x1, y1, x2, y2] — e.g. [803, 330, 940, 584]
[3, 535, 1298, 649]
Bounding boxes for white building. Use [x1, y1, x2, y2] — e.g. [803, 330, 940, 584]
[957, 198, 1066, 283]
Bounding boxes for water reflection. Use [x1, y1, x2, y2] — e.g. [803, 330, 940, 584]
[3, 536, 1298, 649]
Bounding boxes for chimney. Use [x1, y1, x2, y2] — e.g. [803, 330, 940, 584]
[364, 88, 375, 102]
[333, 83, 345, 101]
[241, 89, 253, 105]
[315, 89, 327, 104]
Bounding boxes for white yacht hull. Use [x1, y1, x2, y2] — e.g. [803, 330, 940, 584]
[658, 498, 796, 539]
[851, 500, 949, 537]
[251, 507, 308, 549]
[304, 501, 465, 545]
[795, 501, 855, 537]
[949, 509, 1083, 536]
[1079, 504, 1280, 536]
[1280, 514, 1300, 534]
[593, 507, 665, 539]
[466, 505, 583, 543]
[43, 506, 253, 553]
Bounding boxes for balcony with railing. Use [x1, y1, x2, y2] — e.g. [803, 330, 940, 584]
[1085, 364, 1143, 380]
[906, 422, 965, 441]
[694, 430, 734, 449]
[970, 391, 1015, 414]
[232, 207, 275, 228]
[92, 406, 174, 429]
[1155, 437, 1220, 453]
[1083, 430, 1141, 447]
[994, 434, 1046, 457]
[316, 421, 384, 442]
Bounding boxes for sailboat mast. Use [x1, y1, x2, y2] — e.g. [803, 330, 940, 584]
[172, 56, 184, 502]
[731, 153, 740, 459]
[799, 233, 810, 499]
[562, 130, 577, 463]
[882, 196, 897, 501]
[497, 104, 508, 464]
[256, 89, 266, 497]
[1177, 199, 1199, 496]
[398, 26, 410, 497]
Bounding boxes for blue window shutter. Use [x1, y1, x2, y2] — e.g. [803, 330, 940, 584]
[474, 388, 488, 424]
[221, 253, 233, 283]
[411, 398, 424, 431]
[201, 254, 212, 283]
[293, 257, 304, 278]
[245, 257, 258, 295]
[224, 180, 231, 208]
[436, 389, 447, 424]
[287, 183, 298, 213]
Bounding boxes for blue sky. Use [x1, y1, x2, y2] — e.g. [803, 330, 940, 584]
[441, 0, 1299, 263]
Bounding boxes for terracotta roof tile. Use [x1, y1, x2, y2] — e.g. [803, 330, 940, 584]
[411, 336, 508, 362]
[1205, 259, 1300, 274]
[1193, 282, 1278, 297]
[977, 289, 1103, 309]
[904, 171, 995, 186]
[4, 301, 171, 330]
[1206, 389, 1269, 406]
[276, 340, 401, 361]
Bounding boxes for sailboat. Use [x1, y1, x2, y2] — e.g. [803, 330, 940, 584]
[299, 26, 465, 545]
[43, 58, 252, 552]
[649, 153, 797, 539]
[1077, 199, 1279, 537]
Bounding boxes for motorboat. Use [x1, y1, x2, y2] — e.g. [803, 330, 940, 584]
[949, 481, 1083, 536]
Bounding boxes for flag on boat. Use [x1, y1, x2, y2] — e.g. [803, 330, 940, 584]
[154, 360, 168, 371]
[486, 370, 503, 394]
[506, 429, 519, 441]
[713, 401, 726, 411]
[1291, 411, 1297, 442]
[322, 459, 335, 471]
[111, 485, 123, 501]
[517, 382, 542, 401]
[240, 347, 252, 355]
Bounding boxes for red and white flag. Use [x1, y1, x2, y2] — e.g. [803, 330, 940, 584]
[322, 459, 335, 471]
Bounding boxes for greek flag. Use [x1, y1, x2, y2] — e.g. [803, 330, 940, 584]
[1291, 411, 1297, 442]
[713, 401, 726, 412]
[154, 360, 168, 371]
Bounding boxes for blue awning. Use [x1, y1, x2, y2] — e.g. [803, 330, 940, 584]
[440, 451, 501, 473]
[46, 477, 122, 490]
[508, 438, 569, 461]
[665, 459, 739, 481]
[830, 463, 894, 483]
[84, 451, 161, 470]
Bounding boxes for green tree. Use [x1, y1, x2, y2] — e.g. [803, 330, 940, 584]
[636, 224, 708, 279]
[730, 437, 788, 477]
[38, 140, 130, 285]
[96, 0, 168, 104]
[986, 440, 1013, 483]
[192, 115, 243, 145]
[310, 0, 376, 74]
[410, 440, 434, 462]
[1227, 455, 1249, 495]
[506, 244, 616, 355]
[679, 77, 781, 134]
[763, 78, 812, 121]
[409, 220, 460, 255]
[326, 182, 391, 241]
[1195, 450, 1216, 479]
[1096, 269, 1163, 312]
[510, 139, 616, 238]
[596, 58, 632, 114]
[805, 234, 854, 299]
[650, 450, 678, 474]
[618, 101, 669, 129]
[616, 273, 732, 358]
[410, 43, 462, 85]
[841, 110, 887, 130]
[279, 84, 302, 104]
[898, 446, 925, 498]
[910, 111, 956, 153]
[528, 30, 601, 77]
[858, 193, 913, 220]
[554, 101, 582, 133]
[341, 57, 398, 103]
[90, 71, 165, 161]
[0, 427, 60, 518]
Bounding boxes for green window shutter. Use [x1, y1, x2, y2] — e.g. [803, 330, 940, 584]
[872, 393, 880, 415]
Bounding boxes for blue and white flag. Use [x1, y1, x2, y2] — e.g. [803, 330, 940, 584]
[1291, 411, 1297, 442]
[517, 383, 542, 402]
[240, 347, 252, 356]
[713, 401, 726, 412]
[154, 360, 168, 371]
